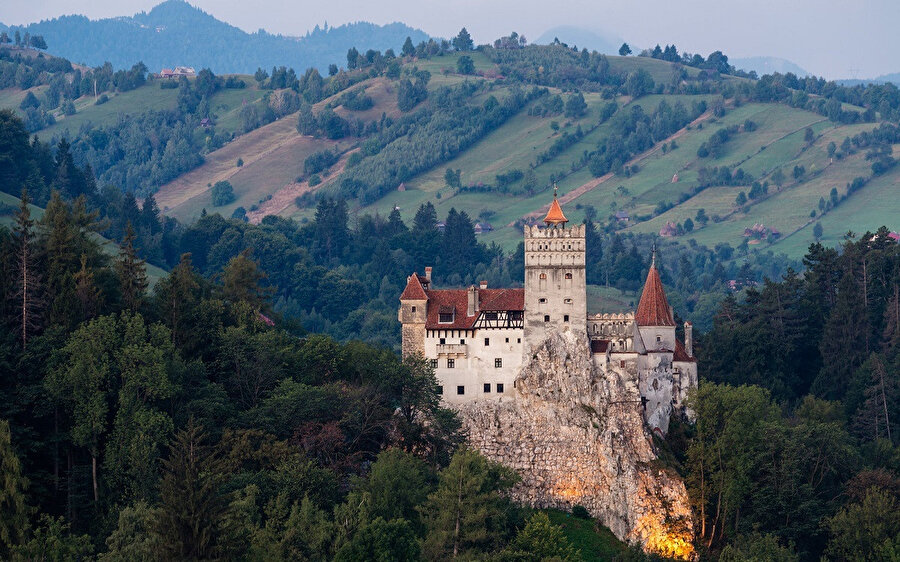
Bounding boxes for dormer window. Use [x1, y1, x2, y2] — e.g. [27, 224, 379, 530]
[439, 312, 454, 323]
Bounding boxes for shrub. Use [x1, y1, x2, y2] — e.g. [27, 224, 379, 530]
[572, 505, 590, 519]
[95, 94, 109, 105]
[211, 181, 236, 206]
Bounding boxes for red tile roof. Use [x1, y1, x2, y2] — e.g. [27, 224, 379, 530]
[635, 264, 675, 326]
[544, 196, 569, 224]
[674, 340, 695, 362]
[424, 288, 524, 330]
[399, 273, 428, 300]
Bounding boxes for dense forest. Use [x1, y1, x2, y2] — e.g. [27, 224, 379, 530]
[1, 23, 900, 561]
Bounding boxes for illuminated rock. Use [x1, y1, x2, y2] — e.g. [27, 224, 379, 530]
[460, 329, 694, 559]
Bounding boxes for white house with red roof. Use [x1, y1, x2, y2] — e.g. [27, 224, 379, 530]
[399, 194, 697, 434]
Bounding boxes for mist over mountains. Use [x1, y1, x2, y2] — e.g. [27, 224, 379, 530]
[2, 0, 430, 74]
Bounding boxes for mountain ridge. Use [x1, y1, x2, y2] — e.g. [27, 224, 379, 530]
[2, 0, 431, 74]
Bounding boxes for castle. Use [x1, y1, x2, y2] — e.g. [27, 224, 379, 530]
[399, 194, 697, 435]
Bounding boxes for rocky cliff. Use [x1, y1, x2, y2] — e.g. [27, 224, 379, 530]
[459, 330, 694, 559]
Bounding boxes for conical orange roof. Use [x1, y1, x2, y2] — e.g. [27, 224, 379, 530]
[544, 194, 568, 225]
[635, 260, 675, 326]
[399, 272, 428, 301]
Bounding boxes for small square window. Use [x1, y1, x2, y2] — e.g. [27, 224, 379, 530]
[517, 338, 521, 343]
[656, 336, 661, 343]
[540, 273, 547, 279]
[447, 358, 455, 369]
[565, 272, 572, 279]
[457, 385, 465, 395]
[484, 337, 490, 346]
[430, 359, 438, 369]
[497, 383, 505, 393]
[495, 358, 502, 368]
[620, 360, 625, 368]
[437, 385, 443, 395]
[411, 306, 416, 312]
[484, 383, 491, 393]
[544, 315, 550, 322]
[460, 339, 465, 344]
[564, 315, 569, 322]
[505, 337, 509, 343]
[439, 338, 446, 345]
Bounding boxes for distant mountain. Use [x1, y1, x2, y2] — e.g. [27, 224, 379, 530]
[534, 26, 623, 54]
[837, 72, 900, 86]
[4, 0, 430, 74]
[731, 56, 810, 77]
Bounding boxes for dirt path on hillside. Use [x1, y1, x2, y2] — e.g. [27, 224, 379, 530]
[516, 109, 715, 223]
[155, 113, 301, 213]
[245, 150, 355, 224]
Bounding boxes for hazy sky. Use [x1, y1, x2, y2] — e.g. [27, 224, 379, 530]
[6, 0, 900, 79]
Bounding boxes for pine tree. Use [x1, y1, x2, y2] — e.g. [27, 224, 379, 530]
[11, 189, 41, 349]
[154, 253, 200, 347]
[0, 419, 29, 556]
[402, 36, 415, 57]
[222, 250, 272, 312]
[813, 271, 869, 400]
[116, 222, 148, 313]
[852, 354, 898, 443]
[419, 448, 518, 559]
[73, 254, 101, 324]
[156, 419, 233, 561]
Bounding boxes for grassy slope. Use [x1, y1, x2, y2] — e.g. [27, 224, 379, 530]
[121, 53, 895, 259]
[0, 76, 267, 142]
[0, 191, 168, 286]
[543, 509, 625, 561]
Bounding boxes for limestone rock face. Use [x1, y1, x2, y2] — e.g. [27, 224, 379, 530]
[459, 330, 694, 559]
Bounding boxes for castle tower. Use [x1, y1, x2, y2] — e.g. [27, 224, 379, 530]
[398, 271, 429, 358]
[524, 190, 586, 354]
[635, 252, 677, 351]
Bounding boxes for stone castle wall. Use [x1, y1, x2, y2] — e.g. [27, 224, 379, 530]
[459, 330, 694, 559]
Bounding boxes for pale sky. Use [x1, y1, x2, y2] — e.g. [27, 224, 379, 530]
[5, 0, 900, 79]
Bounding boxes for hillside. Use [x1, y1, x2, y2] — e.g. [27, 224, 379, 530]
[151, 48, 897, 262]
[5, 0, 430, 74]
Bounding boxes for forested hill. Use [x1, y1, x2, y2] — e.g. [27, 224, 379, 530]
[3, 0, 430, 74]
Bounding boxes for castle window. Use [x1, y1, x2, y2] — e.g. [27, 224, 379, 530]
[565, 298, 573, 304]
[457, 385, 465, 395]
[484, 312, 498, 320]
[430, 359, 438, 369]
[439, 338, 446, 345]
[564, 315, 569, 322]
[544, 315, 550, 322]
[620, 360, 625, 368]
[505, 337, 509, 343]
[540, 273, 547, 279]
[460, 339, 465, 344]
[437, 386, 443, 395]
[484, 337, 490, 346]
[439, 312, 453, 323]
[656, 336, 661, 343]
[484, 383, 491, 393]
[565, 272, 572, 279]
[517, 338, 521, 343]
[539, 298, 547, 303]
[447, 358, 455, 369]
[495, 358, 502, 368]
[411, 306, 416, 312]
[497, 383, 505, 393]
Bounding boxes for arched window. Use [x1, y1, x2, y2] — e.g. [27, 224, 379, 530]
[540, 273, 547, 279]
[565, 272, 572, 279]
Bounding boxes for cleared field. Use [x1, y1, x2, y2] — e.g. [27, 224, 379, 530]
[156, 111, 348, 223]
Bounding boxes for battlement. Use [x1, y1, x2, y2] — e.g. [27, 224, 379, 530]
[524, 224, 586, 239]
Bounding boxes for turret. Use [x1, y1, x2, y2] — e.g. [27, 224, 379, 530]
[399, 272, 429, 358]
[635, 252, 676, 351]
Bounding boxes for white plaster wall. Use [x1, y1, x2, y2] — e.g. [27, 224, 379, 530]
[426, 327, 524, 405]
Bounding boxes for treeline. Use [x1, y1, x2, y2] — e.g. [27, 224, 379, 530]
[334, 83, 544, 203]
[671, 232, 900, 559]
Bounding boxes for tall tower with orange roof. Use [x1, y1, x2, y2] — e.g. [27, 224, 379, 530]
[523, 187, 587, 353]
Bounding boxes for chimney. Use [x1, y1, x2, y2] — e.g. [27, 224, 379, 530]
[424, 267, 432, 282]
[479, 280, 488, 289]
[467, 286, 477, 316]
[684, 321, 693, 358]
